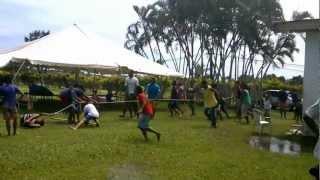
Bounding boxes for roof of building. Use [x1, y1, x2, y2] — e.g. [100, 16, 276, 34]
[273, 19, 320, 33]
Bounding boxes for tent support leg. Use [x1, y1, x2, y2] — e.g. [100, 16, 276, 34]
[12, 60, 26, 83]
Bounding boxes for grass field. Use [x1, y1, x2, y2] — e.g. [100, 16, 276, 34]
[0, 104, 317, 180]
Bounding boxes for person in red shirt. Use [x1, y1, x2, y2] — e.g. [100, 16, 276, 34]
[136, 86, 161, 142]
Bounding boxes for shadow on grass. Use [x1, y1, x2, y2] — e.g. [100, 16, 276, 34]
[124, 135, 160, 146]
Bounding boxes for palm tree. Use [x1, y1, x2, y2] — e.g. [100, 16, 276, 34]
[261, 33, 299, 77]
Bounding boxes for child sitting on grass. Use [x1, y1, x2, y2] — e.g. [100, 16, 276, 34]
[20, 113, 45, 128]
[70, 101, 100, 130]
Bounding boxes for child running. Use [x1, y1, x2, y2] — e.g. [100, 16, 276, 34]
[136, 86, 161, 142]
[202, 81, 218, 128]
[168, 80, 183, 117]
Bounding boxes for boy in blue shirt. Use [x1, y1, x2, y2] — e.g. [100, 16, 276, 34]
[145, 77, 161, 116]
[0, 76, 22, 136]
[145, 78, 161, 100]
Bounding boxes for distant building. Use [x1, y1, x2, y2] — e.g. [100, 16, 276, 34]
[274, 19, 320, 135]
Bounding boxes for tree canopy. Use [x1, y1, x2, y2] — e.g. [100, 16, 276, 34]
[24, 30, 50, 42]
[125, 0, 298, 81]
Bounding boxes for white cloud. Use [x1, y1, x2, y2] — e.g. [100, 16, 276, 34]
[0, 0, 157, 47]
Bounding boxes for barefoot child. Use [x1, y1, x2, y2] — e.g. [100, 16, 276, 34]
[20, 113, 45, 128]
[70, 101, 100, 130]
[0, 76, 22, 136]
[136, 86, 160, 142]
[202, 81, 218, 128]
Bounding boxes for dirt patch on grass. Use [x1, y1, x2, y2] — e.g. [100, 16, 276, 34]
[107, 163, 150, 180]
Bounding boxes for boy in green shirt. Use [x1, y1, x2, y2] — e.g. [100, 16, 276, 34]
[240, 83, 252, 124]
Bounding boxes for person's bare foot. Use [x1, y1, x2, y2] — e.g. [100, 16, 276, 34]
[69, 126, 77, 130]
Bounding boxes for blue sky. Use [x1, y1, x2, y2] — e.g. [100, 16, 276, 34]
[0, 0, 318, 77]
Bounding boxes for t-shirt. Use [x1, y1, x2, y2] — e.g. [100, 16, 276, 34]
[21, 113, 38, 124]
[0, 84, 20, 109]
[305, 98, 320, 160]
[278, 91, 288, 102]
[241, 89, 252, 106]
[170, 86, 179, 99]
[70, 87, 84, 104]
[125, 77, 139, 95]
[60, 88, 70, 104]
[177, 86, 185, 99]
[137, 93, 153, 116]
[263, 99, 272, 110]
[186, 87, 195, 99]
[146, 83, 160, 99]
[203, 87, 218, 108]
[83, 103, 99, 118]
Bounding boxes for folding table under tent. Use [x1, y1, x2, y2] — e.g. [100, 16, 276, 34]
[0, 24, 183, 77]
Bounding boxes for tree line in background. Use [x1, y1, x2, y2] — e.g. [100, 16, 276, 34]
[125, 0, 301, 81]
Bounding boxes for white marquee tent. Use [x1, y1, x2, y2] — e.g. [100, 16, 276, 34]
[0, 25, 183, 77]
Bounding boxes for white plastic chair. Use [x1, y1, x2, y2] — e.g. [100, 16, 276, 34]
[253, 109, 272, 135]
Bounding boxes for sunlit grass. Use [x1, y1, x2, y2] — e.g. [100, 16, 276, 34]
[0, 104, 316, 180]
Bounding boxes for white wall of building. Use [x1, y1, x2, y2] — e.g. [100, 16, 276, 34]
[304, 31, 320, 110]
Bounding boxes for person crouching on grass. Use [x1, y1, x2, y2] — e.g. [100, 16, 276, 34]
[70, 101, 100, 130]
[136, 86, 161, 142]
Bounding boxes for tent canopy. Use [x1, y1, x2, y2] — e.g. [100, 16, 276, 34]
[0, 25, 183, 77]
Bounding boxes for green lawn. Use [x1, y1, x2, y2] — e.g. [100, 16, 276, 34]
[0, 104, 316, 180]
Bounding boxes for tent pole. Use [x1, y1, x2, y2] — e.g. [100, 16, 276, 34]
[93, 68, 97, 91]
[12, 60, 26, 83]
[75, 69, 80, 84]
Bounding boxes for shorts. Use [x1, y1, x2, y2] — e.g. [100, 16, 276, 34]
[3, 107, 17, 120]
[84, 114, 98, 123]
[169, 101, 178, 109]
[138, 114, 151, 129]
[70, 103, 81, 114]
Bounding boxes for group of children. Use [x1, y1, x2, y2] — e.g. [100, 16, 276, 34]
[0, 75, 159, 142]
[0, 74, 304, 143]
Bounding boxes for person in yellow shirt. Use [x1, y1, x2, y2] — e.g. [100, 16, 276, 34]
[202, 80, 218, 128]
